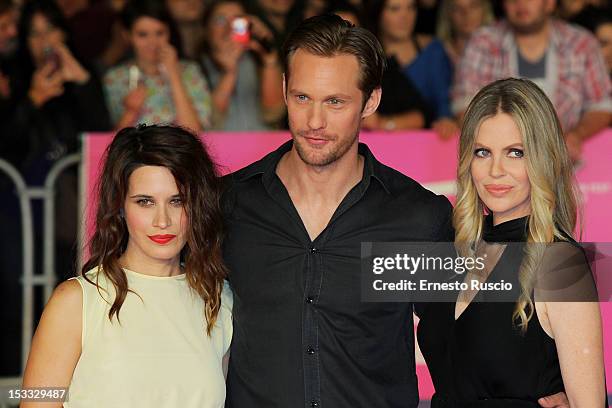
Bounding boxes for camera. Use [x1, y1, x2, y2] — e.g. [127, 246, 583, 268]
[231, 17, 250, 45]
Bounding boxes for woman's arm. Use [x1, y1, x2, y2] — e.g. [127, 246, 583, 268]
[103, 66, 144, 130]
[160, 45, 204, 132]
[258, 53, 285, 123]
[113, 103, 142, 130]
[541, 299, 604, 407]
[248, 16, 285, 124]
[20, 280, 83, 408]
[111, 86, 146, 130]
[166, 67, 203, 132]
[206, 41, 244, 120]
[211, 69, 238, 116]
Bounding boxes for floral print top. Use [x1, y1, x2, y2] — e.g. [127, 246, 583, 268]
[104, 60, 211, 128]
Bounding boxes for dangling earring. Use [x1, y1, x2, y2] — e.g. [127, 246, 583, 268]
[119, 208, 125, 218]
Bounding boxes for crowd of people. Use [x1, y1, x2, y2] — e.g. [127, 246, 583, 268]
[0, 0, 610, 166]
[0, 0, 611, 135]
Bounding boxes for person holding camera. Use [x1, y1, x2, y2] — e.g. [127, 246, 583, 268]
[4, 0, 109, 175]
[104, 0, 211, 132]
[199, 0, 285, 130]
[4, 0, 109, 223]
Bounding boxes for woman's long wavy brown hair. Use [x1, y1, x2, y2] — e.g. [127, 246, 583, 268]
[82, 124, 227, 334]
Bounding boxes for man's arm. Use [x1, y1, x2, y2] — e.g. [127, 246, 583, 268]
[564, 111, 611, 161]
[567, 111, 611, 143]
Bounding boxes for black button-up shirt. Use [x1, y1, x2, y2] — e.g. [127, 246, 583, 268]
[223, 141, 453, 408]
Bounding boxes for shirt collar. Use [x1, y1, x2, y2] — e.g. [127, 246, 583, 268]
[236, 139, 392, 195]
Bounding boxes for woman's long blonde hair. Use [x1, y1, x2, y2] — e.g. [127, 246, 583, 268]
[453, 78, 580, 331]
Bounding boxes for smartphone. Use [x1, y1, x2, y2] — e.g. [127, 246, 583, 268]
[231, 17, 250, 45]
[43, 46, 61, 76]
[128, 65, 141, 90]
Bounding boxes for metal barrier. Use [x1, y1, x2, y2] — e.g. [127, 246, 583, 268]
[0, 154, 81, 408]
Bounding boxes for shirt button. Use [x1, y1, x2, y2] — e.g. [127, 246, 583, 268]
[306, 296, 314, 304]
[307, 347, 316, 355]
[311, 401, 319, 407]
[310, 247, 318, 253]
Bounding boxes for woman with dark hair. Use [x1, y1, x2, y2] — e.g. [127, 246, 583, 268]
[325, 0, 364, 27]
[4, 0, 109, 180]
[104, 0, 211, 131]
[21, 125, 232, 408]
[199, 0, 284, 130]
[0, 0, 109, 300]
[368, 0, 458, 135]
[166, 0, 206, 59]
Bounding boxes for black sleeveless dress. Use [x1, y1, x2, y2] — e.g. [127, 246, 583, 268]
[416, 216, 565, 407]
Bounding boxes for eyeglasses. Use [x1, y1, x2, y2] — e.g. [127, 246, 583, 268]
[211, 14, 245, 26]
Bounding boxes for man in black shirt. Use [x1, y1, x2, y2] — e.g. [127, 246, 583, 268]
[223, 14, 453, 407]
[223, 14, 573, 408]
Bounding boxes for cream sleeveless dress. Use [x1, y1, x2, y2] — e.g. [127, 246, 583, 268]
[64, 267, 232, 408]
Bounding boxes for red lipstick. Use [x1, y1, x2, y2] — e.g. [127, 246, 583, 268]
[148, 234, 176, 244]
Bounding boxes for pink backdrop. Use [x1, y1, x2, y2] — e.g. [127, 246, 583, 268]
[81, 129, 612, 399]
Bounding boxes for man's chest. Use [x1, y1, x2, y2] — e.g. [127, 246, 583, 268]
[223, 194, 438, 310]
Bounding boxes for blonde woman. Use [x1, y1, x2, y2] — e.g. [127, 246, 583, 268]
[436, 0, 493, 65]
[417, 78, 605, 407]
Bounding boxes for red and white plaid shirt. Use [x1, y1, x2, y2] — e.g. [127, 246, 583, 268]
[452, 19, 612, 131]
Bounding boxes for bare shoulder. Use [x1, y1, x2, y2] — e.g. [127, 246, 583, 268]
[50, 279, 82, 306]
[43, 280, 83, 323]
[22, 279, 83, 391]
